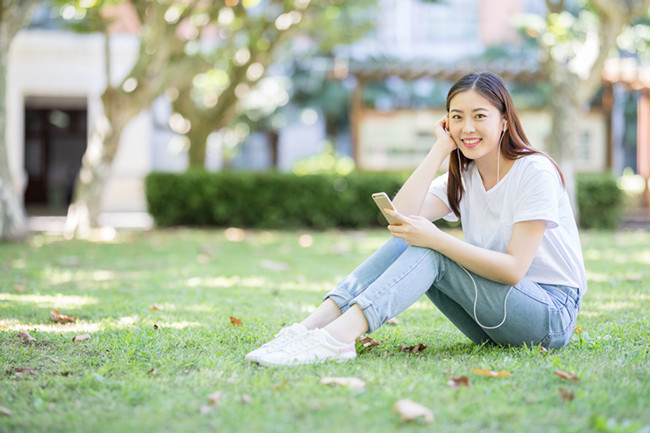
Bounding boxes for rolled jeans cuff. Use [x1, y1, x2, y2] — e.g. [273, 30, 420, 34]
[324, 290, 382, 333]
[348, 295, 381, 333]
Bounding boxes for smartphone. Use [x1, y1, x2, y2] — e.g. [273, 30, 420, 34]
[372, 192, 402, 225]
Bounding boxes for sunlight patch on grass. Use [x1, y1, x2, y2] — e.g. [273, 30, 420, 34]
[92, 270, 116, 281]
[584, 246, 650, 267]
[586, 271, 610, 283]
[631, 249, 650, 265]
[592, 301, 641, 312]
[150, 321, 203, 329]
[300, 304, 317, 314]
[182, 304, 217, 313]
[277, 281, 335, 293]
[3, 321, 102, 333]
[0, 293, 98, 308]
[186, 276, 268, 289]
[585, 292, 649, 313]
[10, 259, 26, 269]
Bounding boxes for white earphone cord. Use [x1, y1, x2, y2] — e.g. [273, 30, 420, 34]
[459, 264, 513, 329]
[456, 121, 510, 329]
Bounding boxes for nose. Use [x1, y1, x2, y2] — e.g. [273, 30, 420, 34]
[462, 119, 476, 134]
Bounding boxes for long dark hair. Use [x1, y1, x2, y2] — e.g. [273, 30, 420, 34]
[446, 71, 564, 218]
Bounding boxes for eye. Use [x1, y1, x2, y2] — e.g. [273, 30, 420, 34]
[451, 114, 461, 120]
[475, 113, 486, 119]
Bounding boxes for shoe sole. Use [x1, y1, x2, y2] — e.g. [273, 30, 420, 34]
[257, 353, 356, 367]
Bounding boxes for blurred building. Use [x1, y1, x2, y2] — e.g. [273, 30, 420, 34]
[6, 0, 615, 218]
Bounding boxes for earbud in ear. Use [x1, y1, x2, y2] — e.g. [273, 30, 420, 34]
[502, 119, 508, 131]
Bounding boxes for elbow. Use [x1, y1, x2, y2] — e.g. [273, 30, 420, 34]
[504, 275, 523, 287]
[502, 268, 526, 287]
[499, 256, 530, 286]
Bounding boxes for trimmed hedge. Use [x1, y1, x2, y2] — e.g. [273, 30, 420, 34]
[577, 172, 623, 230]
[145, 170, 408, 229]
[146, 170, 624, 230]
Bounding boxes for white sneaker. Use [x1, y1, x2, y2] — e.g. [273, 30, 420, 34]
[245, 323, 308, 363]
[257, 328, 356, 367]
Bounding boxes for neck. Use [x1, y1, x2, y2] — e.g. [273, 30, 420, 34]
[476, 154, 512, 191]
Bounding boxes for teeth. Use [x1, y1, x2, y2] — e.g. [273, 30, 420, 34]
[463, 138, 480, 145]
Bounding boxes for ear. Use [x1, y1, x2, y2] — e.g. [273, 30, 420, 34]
[502, 119, 508, 132]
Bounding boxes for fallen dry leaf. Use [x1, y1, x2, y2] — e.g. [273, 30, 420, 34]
[14, 367, 36, 377]
[393, 398, 434, 424]
[272, 380, 288, 391]
[17, 331, 36, 342]
[320, 376, 366, 390]
[260, 259, 289, 272]
[241, 394, 252, 404]
[153, 324, 161, 330]
[398, 343, 428, 354]
[386, 317, 400, 325]
[197, 254, 210, 264]
[150, 304, 161, 311]
[0, 406, 10, 416]
[13, 285, 27, 293]
[558, 387, 575, 402]
[539, 346, 549, 354]
[224, 227, 245, 242]
[554, 370, 579, 382]
[356, 336, 381, 353]
[72, 334, 91, 343]
[472, 368, 511, 377]
[0, 321, 5, 329]
[50, 310, 76, 324]
[229, 316, 242, 326]
[207, 391, 224, 405]
[446, 375, 471, 389]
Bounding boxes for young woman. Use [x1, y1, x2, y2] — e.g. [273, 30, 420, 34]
[246, 71, 586, 367]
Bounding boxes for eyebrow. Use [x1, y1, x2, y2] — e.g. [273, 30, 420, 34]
[449, 107, 490, 113]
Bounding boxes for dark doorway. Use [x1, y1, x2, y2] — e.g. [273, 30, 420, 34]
[23, 98, 87, 215]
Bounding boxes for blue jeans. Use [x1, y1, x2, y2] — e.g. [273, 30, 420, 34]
[324, 237, 582, 349]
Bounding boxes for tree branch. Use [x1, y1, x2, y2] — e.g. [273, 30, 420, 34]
[545, 0, 565, 14]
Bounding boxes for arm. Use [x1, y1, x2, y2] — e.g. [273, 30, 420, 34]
[392, 118, 456, 216]
[386, 209, 547, 286]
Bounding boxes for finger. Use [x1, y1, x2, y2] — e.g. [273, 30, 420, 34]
[385, 208, 408, 223]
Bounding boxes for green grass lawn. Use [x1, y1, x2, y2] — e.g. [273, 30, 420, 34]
[1, 227, 649, 433]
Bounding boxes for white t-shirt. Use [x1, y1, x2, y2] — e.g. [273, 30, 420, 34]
[428, 154, 587, 293]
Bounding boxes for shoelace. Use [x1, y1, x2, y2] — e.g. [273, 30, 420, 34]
[261, 327, 298, 350]
[276, 332, 321, 356]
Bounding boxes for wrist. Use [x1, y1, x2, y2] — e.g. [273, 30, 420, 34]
[428, 143, 452, 163]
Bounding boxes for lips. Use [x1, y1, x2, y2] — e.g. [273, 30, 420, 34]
[461, 137, 481, 149]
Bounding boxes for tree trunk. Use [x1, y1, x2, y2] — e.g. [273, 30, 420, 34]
[267, 129, 279, 168]
[65, 88, 139, 237]
[546, 67, 580, 207]
[187, 126, 211, 169]
[173, 86, 211, 169]
[0, 0, 40, 241]
[0, 41, 27, 241]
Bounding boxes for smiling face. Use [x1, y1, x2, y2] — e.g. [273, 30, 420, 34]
[448, 89, 505, 165]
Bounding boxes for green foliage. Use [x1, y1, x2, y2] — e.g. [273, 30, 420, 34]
[292, 144, 355, 176]
[145, 170, 407, 229]
[577, 172, 624, 229]
[148, 170, 625, 230]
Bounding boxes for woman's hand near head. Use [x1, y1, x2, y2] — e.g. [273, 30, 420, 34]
[391, 117, 458, 217]
[433, 116, 457, 157]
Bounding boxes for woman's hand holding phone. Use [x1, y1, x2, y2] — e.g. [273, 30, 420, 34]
[385, 208, 444, 250]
